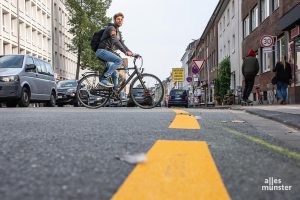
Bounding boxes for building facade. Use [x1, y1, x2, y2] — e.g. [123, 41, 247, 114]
[0, 0, 52, 61]
[218, 0, 243, 95]
[242, 0, 300, 104]
[0, 0, 78, 81]
[52, 0, 77, 80]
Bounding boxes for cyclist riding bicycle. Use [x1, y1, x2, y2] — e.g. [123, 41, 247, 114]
[96, 12, 134, 89]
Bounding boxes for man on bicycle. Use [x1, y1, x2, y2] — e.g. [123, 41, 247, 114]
[96, 12, 133, 88]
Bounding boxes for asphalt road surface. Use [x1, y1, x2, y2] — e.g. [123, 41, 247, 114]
[0, 107, 299, 200]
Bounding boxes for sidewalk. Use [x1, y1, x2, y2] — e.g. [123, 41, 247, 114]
[229, 105, 300, 130]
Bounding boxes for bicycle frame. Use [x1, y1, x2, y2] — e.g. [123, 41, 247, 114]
[113, 58, 145, 95]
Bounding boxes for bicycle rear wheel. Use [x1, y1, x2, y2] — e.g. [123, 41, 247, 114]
[76, 73, 110, 109]
[130, 73, 164, 109]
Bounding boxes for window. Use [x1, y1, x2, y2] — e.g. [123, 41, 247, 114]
[243, 16, 250, 38]
[223, 16, 225, 31]
[261, 0, 270, 22]
[251, 5, 258, 31]
[25, 57, 36, 73]
[232, 0, 235, 18]
[232, 34, 236, 53]
[228, 40, 231, 56]
[227, 9, 230, 26]
[0, 55, 24, 68]
[262, 49, 274, 72]
[272, 0, 279, 11]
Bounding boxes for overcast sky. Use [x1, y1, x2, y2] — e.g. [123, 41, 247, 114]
[107, 0, 219, 80]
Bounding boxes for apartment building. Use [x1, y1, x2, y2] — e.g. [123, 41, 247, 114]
[192, 0, 223, 104]
[52, 0, 77, 80]
[242, 0, 300, 103]
[0, 0, 78, 81]
[0, 0, 52, 61]
[218, 0, 243, 95]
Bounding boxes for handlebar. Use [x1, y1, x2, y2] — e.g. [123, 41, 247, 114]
[133, 54, 143, 69]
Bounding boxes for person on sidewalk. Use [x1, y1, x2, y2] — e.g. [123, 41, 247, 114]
[96, 12, 134, 88]
[242, 49, 259, 103]
[273, 56, 292, 104]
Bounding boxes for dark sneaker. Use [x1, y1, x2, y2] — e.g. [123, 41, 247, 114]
[99, 78, 113, 88]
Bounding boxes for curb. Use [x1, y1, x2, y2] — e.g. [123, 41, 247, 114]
[245, 109, 300, 130]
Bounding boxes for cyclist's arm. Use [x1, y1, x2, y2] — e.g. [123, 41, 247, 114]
[109, 26, 128, 54]
[119, 31, 131, 52]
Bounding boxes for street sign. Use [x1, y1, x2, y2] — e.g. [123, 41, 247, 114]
[263, 47, 273, 53]
[192, 66, 200, 74]
[193, 59, 206, 71]
[172, 68, 184, 82]
[186, 76, 192, 83]
[260, 35, 274, 48]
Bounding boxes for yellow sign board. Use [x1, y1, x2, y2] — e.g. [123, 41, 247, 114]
[172, 68, 184, 82]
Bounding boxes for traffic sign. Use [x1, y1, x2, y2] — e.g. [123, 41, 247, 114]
[186, 76, 192, 83]
[193, 59, 206, 71]
[172, 68, 184, 82]
[192, 66, 200, 74]
[260, 35, 274, 48]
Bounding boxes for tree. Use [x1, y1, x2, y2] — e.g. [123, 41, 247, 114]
[65, 0, 111, 79]
[215, 57, 231, 101]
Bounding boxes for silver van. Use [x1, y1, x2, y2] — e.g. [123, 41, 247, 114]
[0, 55, 57, 107]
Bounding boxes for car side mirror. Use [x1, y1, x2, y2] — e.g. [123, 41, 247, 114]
[80, 84, 85, 89]
[25, 64, 36, 71]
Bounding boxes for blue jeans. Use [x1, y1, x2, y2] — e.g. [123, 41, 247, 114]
[276, 81, 288, 101]
[95, 49, 123, 86]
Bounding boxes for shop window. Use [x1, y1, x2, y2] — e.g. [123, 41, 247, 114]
[262, 49, 274, 73]
[295, 37, 300, 70]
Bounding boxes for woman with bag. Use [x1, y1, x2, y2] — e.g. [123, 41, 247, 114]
[273, 56, 292, 104]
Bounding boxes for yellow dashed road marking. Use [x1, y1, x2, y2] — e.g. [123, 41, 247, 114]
[169, 109, 200, 129]
[112, 140, 231, 200]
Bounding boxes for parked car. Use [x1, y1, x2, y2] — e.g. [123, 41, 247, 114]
[127, 88, 153, 107]
[56, 80, 79, 107]
[168, 89, 189, 108]
[0, 55, 56, 107]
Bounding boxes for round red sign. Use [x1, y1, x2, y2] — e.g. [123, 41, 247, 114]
[260, 35, 274, 48]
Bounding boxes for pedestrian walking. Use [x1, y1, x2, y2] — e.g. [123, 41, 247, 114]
[242, 49, 260, 103]
[273, 56, 292, 104]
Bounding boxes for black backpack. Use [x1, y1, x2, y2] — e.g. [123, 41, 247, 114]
[90, 27, 107, 52]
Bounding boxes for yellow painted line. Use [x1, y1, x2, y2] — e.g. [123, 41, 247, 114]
[169, 109, 200, 129]
[112, 140, 230, 200]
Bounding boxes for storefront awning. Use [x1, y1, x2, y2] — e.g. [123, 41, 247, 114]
[280, 4, 300, 31]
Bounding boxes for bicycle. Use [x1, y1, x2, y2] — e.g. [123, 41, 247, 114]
[76, 55, 164, 109]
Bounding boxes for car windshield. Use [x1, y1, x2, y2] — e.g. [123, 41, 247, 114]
[170, 90, 185, 96]
[57, 80, 77, 88]
[0, 55, 24, 68]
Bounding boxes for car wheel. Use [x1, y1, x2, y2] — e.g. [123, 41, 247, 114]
[18, 87, 31, 107]
[6, 101, 18, 107]
[46, 93, 56, 107]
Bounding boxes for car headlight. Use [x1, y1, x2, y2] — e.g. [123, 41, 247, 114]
[0, 75, 19, 82]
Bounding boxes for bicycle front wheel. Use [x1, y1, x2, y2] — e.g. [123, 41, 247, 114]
[76, 73, 110, 109]
[130, 73, 164, 109]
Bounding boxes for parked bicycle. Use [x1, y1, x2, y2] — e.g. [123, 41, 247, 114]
[76, 55, 164, 109]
